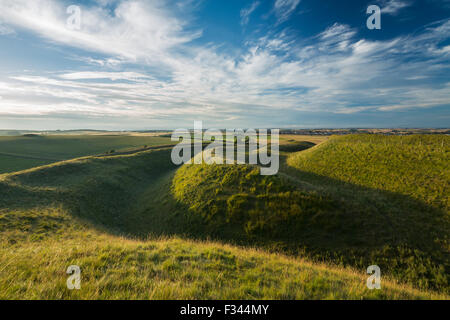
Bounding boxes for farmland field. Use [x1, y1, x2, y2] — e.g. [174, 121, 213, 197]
[0, 134, 173, 174]
[0, 134, 448, 299]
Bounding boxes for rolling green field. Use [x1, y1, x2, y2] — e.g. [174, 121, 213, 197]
[0, 134, 448, 299]
[0, 134, 172, 174]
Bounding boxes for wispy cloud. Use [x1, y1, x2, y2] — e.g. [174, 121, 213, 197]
[273, 0, 301, 24]
[382, 0, 412, 15]
[241, 1, 260, 26]
[318, 23, 356, 52]
[0, 0, 201, 64]
[0, 22, 14, 35]
[59, 72, 151, 81]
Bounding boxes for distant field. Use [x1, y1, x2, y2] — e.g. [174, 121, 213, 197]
[0, 133, 322, 174]
[279, 134, 329, 145]
[0, 135, 172, 174]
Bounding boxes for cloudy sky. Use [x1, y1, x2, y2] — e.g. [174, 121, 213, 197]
[0, 0, 449, 130]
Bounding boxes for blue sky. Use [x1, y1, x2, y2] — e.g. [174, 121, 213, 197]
[0, 0, 449, 130]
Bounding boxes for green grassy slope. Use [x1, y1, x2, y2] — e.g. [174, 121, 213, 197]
[174, 135, 449, 293]
[0, 135, 172, 174]
[3, 235, 443, 300]
[0, 144, 446, 299]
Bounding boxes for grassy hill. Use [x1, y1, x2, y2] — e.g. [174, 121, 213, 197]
[173, 135, 449, 293]
[0, 135, 448, 299]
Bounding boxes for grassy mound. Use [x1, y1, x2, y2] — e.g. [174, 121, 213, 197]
[0, 145, 446, 299]
[173, 135, 449, 293]
[173, 164, 333, 241]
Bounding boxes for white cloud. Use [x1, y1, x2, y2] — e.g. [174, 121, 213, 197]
[320, 23, 355, 40]
[318, 23, 356, 52]
[241, 1, 260, 26]
[0, 22, 15, 35]
[72, 56, 125, 67]
[382, 0, 411, 15]
[335, 106, 374, 114]
[59, 72, 151, 81]
[0, 0, 201, 65]
[273, 0, 301, 24]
